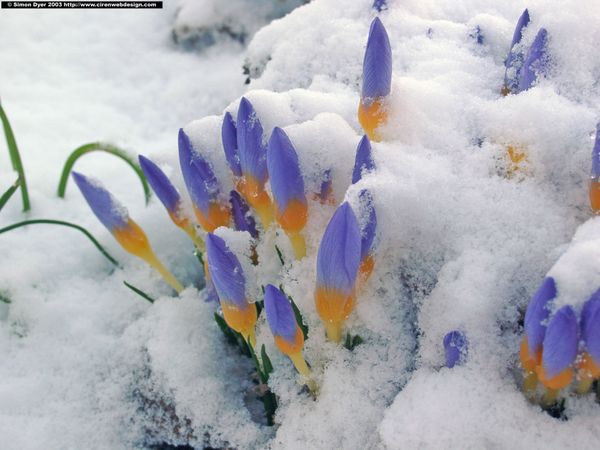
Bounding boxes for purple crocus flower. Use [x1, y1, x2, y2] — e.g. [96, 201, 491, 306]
[523, 276, 556, 358]
[541, 305, 578, 379]
[316, 169, 334, 204]
[236, 97, 268, 184]
[581, 288, 600, 363]
[504, 9, 530, 93]
[205, 233, 246, 309]
[362, 17, 392, 103]
[222, 111, 241, 177]
[443, 330, 468, 368]
[267, 127, 307, 214]
[229, 190, 258, 239]
[72, 172, 128, 231]
[372, 0, 387, 12]
[264, 284, 297, 344]
[138, 155, 182, 219]
[358, 189, 377, 262]
[518, 28, 549, 92]
[352, 135, 376, 184]
[316, 202, 362, 296]
[591, 123, 600, 178]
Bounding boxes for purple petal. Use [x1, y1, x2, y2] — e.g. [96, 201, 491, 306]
[267, 127, 306, 212]
[524, 277, 556, 356]
[518, 28, 549, 92]
[591, 123, 600, 178]
[469, 25, 484, 45]
[316, 202, 362, 294]
[264, 284, 297, 343]
[362, 17, 392, 102]
[222, 112, 241, 177]
[542, 305, 579, 378]
[205, 233, 246, 308]
[236, 97, 268, 183]
[229, 190, 258, 238]
[581, 288, 600, 361]
[358, 189, 377, 260]
[138, 155, 181, 216]
[72, 172, 129, 231]
[317, 169, 333, 202]
[504, 9, 530, 91]
[178, 128, 221, 214]
[352, 135, 375, 184]
[443, 330, 468, 368]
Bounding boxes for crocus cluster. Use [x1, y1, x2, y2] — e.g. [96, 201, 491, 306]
[519, 277, 600, 405]
[503, 9, 549, 95]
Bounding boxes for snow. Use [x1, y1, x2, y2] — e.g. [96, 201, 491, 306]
[1, 0, 600, 449]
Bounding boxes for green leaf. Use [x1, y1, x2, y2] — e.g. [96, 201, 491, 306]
[289, 296, 309, 340]
[0, 219, 118, 266]
[274, 245, 285, 265]
[0, 101, 30, 211]
[248, 342, 267, 384]
[0, 178, 20, 211]
[0, 292, 11, 304]
[213, 313, 239, 347]
[260, 390, 278, 426]
[123, 281, 155, 303]
[56, 142, 151, 205]
[261, 344, 274, 378]
[343, 333, 364, 351]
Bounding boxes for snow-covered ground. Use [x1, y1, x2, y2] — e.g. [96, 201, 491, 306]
[2, 0, 600, 449]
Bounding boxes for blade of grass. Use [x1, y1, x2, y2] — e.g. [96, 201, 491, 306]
[57, 142, 151, 204]
[123, 281, 155, 303]
[0, 178, 20, 211]
[0, 219, 119, 266]
[0, 100, 30, 212]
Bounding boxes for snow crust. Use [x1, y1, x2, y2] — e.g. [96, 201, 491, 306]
[1, 0, 600, 449]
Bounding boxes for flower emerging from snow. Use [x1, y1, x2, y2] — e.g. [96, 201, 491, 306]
[589, 123, 600, 213]
[358, 17, 392, 142]
[235, 97, 274, 228]
[314, 202, 362, 342]
[503, 9, 530, 95]
[443, 330, 468, 368]
[577, 289, 600, 393]
[264, 284, 312, 382]
[179, 128, 231, 232]
[267, 127, 308, 259]
[352, 135, 375, 184]
[222, 111, 242, 177]
[229, 190, 258, 239]
[517, 28, 549, 92]
[206, 233, 257, 346]
[72, 171, 183, 293]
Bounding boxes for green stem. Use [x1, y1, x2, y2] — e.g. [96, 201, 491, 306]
[0, 219, 119, 266]
[0, 178, 20, 211]
[0, 101, 30, 212]
[56, 142, 150, 204]
[123, 281, 155, 303]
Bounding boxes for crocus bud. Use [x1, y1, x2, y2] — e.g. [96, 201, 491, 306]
[236, 97, 274, 228]
[206, 233, 257, 346]
[315, 202, 362, 342]
[352, 135, 376, 184]
[520, 277, 556, 371]
[443, 330, 468, 368]
[264, 284, 312, 380]
[314, 169, 334, 205]
[178, 128, 231, 232]
[517, 28, 549, 92]
[589, 124, 600, 213]
[73, 172, 183, 293]
[537, 305, 578, 390]
[267, 127, 308, 259]
[358, 17, 392, 142]
[577, 290, 600, 392]
[357, 189, 377, 283]
[222, 111, 241, 177]
[503, 9, 530, 95]
[139, 155, 202, 248]
[230, 190, 258, 239]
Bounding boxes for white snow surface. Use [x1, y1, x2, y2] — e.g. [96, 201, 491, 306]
[1, 0, 600, 449]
